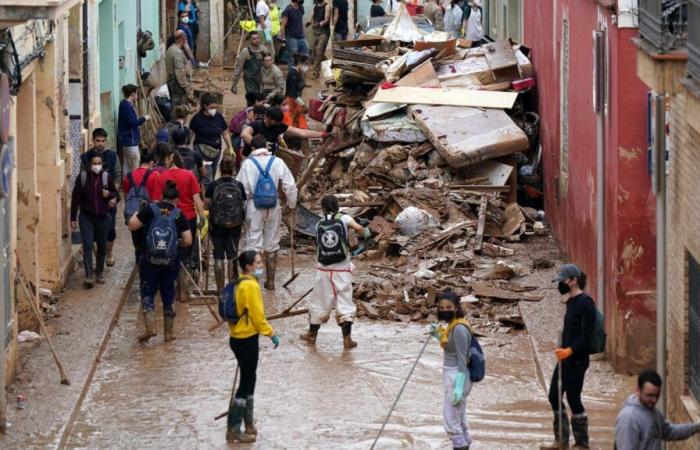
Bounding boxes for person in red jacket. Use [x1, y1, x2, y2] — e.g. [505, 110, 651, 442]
[70, 154, 118, 287]
[157, 143, 206, 301]
[123, 152, 161, 261]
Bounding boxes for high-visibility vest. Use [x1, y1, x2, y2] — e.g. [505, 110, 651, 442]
[270, 5, 281, 36]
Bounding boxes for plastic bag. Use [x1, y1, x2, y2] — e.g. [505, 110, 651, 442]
[395, 206, 439, 235]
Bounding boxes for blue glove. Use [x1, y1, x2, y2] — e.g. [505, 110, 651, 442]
[452, 372, 466, 406]
[271, 335, 280, 349]
[362, 227, 372, 239]
[429, 323, 442, 341]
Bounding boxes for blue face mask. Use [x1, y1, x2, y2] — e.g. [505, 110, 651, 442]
[254, 268, 264, 279]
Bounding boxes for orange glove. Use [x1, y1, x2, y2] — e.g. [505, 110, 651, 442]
[555, 347, 573, 361]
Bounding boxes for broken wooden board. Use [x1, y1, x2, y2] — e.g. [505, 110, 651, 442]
[414, 39, 458, 58]
[373, 87, 518, 109]
[459, 159, 514, 186]
[396, 59, 441, 88]
[483, 40, 520, 76]
[470, 282, 542, 302]
[409, 105, 530, 169]
[501, 203, 526, 236]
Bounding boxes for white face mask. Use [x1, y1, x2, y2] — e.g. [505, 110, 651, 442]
[301, 64, 309, 73]
[91, 164, 102, 174]
[180, 17, 189, 23]
[207, 108, 217, 116]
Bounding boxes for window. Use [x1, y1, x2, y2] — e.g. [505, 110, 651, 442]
[639, 0, 688, 52]
[690, 252, 700, 401]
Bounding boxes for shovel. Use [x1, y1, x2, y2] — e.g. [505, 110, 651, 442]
[283, 211, 299, 289]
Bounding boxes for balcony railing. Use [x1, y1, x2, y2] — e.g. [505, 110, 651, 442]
[689, 0, 700, 80]
[639, 0, 688, 51]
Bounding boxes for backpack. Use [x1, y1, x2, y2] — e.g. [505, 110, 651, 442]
[249, 156, 278, 209]
[123, 170, 153, 225]
[588, 306, 607, 354]
[316, 213, 349, 265]
[211, 179, 245, 228]
[144, 203, 181, 266]
[467, 334, 486, 382]
[219, 279, 248, 324]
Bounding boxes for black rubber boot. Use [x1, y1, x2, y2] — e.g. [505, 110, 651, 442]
[226, 398, 256, 443]
[540, 409, 570, 449]
[571, 413, 589, 448]
[299, 324, 320, 345]
[264, 251, 277, 290]
[244, 395, 257, 435]
[214, 260, 226, 293]
[341, 322, 357, 349]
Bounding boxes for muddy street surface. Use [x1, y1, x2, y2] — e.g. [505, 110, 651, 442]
[60, 247, 630, 449]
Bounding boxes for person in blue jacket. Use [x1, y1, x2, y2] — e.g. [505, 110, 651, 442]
[179, 0, 199, 55]
[117, 84, 149, 175]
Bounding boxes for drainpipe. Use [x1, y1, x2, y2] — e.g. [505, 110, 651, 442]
[593, 30, 606, 319]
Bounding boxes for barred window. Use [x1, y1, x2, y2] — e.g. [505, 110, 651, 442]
[689, 252, 700, 401]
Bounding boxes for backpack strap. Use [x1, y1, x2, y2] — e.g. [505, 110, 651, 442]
[250, 156, 266, 175]
[80, 170, 87, 187]
[140, 169, 153, 188]
[127, 171, 137, 190]
[264, 155, 276, 175]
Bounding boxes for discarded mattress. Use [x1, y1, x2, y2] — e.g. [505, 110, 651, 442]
[409, 105, 530, 168]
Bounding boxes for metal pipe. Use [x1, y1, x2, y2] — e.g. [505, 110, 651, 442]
[593, 29, 606, 318]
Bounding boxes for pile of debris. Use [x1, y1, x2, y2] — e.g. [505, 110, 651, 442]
[293, 6, 546, 328]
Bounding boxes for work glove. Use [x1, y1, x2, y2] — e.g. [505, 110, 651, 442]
[362, 227, 372, 240]
[429, 323, 444, 341]
[452, 372, 466, 405]
[223, 146, 235, 157]
[555, 347, 573, 361]
[270, 335, 280, 349]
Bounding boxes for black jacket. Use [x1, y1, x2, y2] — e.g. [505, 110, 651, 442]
[561, 293, 597, 361]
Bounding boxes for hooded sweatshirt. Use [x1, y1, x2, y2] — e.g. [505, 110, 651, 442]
[615, 394, 700, 450]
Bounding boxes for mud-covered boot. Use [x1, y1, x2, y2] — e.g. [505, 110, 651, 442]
[570, 413, 589, 449]
[244, 395, 257, 436]
[341, 322, 358, 349]
[177, 271, 190, 303]
[214, 259, 226, 294]
[138, 310, 157, 343]
[228, 259, 238, 283]
[106, 240, 116, 267]
[164, 314, 176, 342]
[264, 251, 277, 290]
[226, 398, 256, 443]
[540, 409, 570, 449]
[299, 324, 320, 345]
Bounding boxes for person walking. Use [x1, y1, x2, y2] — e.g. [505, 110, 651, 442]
[464, 0, 484, 46]
[236, 135, 298, 290]
[117, 84, 149, 175]
[256, 0, 276, 60]
[444, 0, 464, 39]
[70, 154, 118, 287]
[122, 152, 161, 261]
[205, 156, 246, 293]
[430, 289, 474, 450]
[158, 143, 206, 302]
[332, 0, 349, 41]
[308, 0, 331, 79]
[423, 0, 444, 31]
[615, 369, 700, 449]
[189, 92, 233, 187]
[261, 53, 286, 100]
[231, 31, 269, 95]
[541, 264, 597, 450]
[81, 128, 121, 267]
[299, 194, 371, 349]
[225, 250, 279, 443]
[128, 180, 193, 343]
[165, 31, 192, 112]
[280, 0, 310, 65]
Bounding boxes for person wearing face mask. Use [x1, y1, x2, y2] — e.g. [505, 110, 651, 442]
[299, 194, 371, 349]
[231, 31, 269, 95]
[225, 250, 279, 443]
[236, 135, 298, 290]
[429, 289, 474, 450]
[177, 10, 196, 63]
[190, 92, 234, 188]
[178, 1, 199, 55]
[71, 155, 118, 287]
[117, 84, 149, 176]
[165, 31, 193, 111]
[541, 264, 597, 450]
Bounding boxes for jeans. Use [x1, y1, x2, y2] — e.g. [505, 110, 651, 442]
[79, 212, 109, 277]
[285, 37, 310, 64]
[107, 207, 117, 242]
[548, 358, 589, 415]
[211, 226, 241, 260]
[230, 335, 259, 399]
[311, 28, 330, 74]
[140, 261, 179, 316]
[122, 146, 140, 175]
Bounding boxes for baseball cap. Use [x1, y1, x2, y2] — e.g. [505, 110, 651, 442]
[553, 263, 582, 283]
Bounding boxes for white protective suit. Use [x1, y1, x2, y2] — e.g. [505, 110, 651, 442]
[237, 148, 298, 253]
[309, 214, 357, 325]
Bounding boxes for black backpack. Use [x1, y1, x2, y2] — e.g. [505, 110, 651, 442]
[316, 214, 349, 265]
[211, 180, 245, 228]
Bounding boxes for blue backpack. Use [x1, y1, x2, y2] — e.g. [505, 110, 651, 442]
[468, 334, 486, 383]
[145, 204, 180, 266]
[249, 156, 278, 209]
[219, 279, 248, 324]
[123, 170, 153, 225]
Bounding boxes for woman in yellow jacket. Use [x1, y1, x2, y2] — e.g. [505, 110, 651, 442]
[226, 250, 279, 444]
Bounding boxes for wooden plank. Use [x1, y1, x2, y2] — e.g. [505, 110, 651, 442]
[333, 37, 385, 48]
[482, 40, 518, 71]
[471, 281, 542, 302]
[474, 195, 488, 253]
[373, 87, 518, 109]
[449, 185, 510, 192]
[396, 60, 441, 88]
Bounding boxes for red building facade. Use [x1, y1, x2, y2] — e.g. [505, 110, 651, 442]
[523, 0, 657, 371]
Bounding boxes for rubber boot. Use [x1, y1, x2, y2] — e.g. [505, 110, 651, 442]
[96, 271, 106, 284]
[244, 395, 257, 436]
[214, 260, 226, 294]
[226, 398, 256, 443]
[299, 324, 320, 345]
[570, 413, 589, 449]
[164, 314, 176, 342]
[341, 322, 357, 349]
[540, 410, 570, 449]
[228, 259, 238, 283]
[177, 271, 190, 303]
[106, 240, 116, 267]
[264, 251, 277, 290]
[84, 274, 95, 288]
[138, 310, 157, 342]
